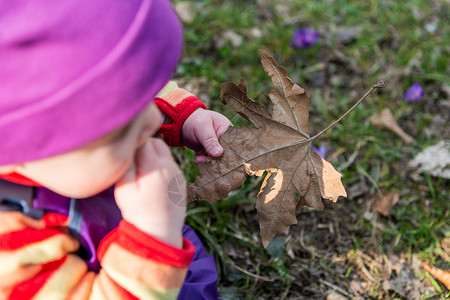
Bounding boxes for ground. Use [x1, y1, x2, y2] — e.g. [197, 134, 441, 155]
[172, 0, 449, 298]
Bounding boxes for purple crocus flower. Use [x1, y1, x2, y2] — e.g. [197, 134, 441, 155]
[312, 145, 331, 159]
[291, 28, 319, 49]
[404, 82, 424, 102]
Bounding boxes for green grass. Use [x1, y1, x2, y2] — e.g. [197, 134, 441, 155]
[173, 0, 449, 298]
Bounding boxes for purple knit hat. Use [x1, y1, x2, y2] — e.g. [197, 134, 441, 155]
[0, 0, 182, 165]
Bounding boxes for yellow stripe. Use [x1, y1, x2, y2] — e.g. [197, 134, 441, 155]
[156, 81, 179, 98]
[32, 255, 87, 300]
[0, 234, 79, 276]
[102, 266, 179, 300]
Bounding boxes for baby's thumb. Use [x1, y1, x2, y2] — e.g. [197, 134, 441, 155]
[197, 128, 223, 157]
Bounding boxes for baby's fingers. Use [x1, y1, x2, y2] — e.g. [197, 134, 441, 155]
[194, 149, 211, 165]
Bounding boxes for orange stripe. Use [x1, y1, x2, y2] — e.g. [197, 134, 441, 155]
[95, 271, 139, 300]
[102, 244, 187, 290]
[160, 88, 194, 107]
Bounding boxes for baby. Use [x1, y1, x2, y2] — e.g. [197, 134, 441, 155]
[0, 0, 230, 298]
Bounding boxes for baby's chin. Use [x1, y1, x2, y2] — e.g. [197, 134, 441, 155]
[44, 163, 131, 199]
[48, 183, 114, 199]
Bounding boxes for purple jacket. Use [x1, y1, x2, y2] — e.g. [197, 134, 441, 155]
[32, 186, 218, 299]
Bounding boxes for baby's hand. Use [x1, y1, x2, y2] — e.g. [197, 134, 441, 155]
[182, 108, 232, 164]
[114, 138, 186, 248]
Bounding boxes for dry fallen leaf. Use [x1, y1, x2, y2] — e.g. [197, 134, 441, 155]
[188, 50, 383, 247]
[370, 108, 414, 144]
[409, 140, 450, 179]
[375, 191, 400, 217]
[421, 262, 450, 290]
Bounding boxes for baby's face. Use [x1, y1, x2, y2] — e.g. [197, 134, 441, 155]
[12, 102, 162, 198]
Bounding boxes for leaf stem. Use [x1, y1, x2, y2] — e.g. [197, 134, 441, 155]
[310, 81, 385, 141]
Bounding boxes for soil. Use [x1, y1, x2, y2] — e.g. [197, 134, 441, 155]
[218, 196, 446, 299]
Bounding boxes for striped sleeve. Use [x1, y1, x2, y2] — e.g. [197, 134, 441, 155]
[0, 212, 194, 299]
[155, 81, 207, 147]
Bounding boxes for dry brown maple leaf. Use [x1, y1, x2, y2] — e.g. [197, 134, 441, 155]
[188, 50, 384, 247]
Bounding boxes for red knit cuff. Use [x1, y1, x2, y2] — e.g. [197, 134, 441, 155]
[0, 172, 42, 187]
[98, 220, 195, 268]
[155, 96, 206, 147]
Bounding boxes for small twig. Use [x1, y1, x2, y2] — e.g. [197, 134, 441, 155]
[299, 226, 318, 258]
[249, 260, 262, 292]
[280, 283, 292, 300]
[310, 81, 386, 141]
[227, 259, 275, 282]
[318, 278, 353, 298]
